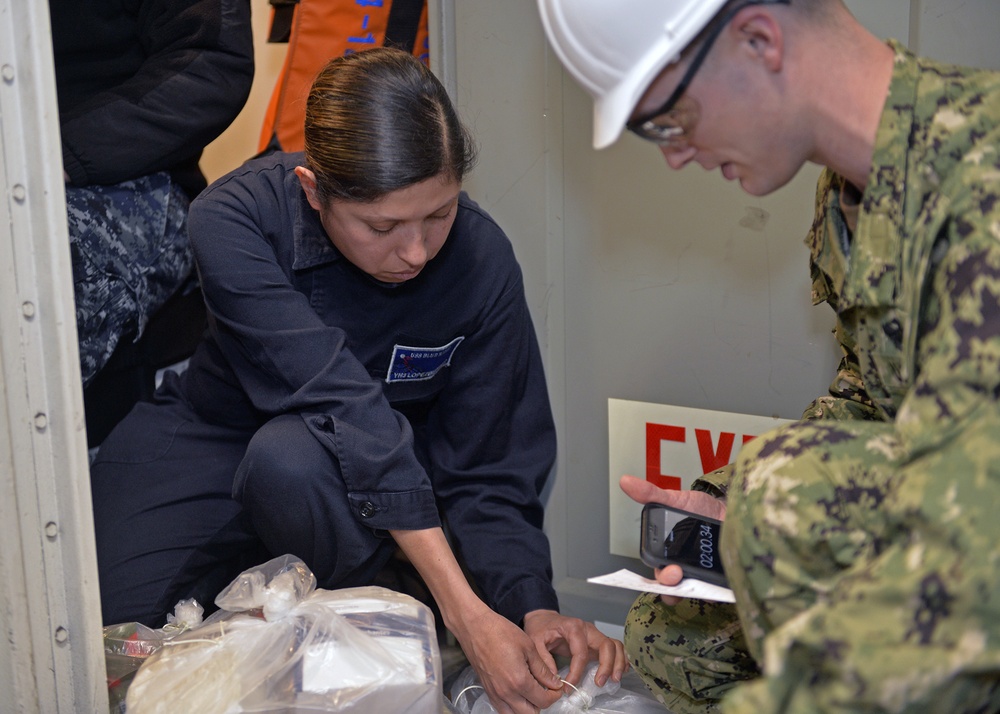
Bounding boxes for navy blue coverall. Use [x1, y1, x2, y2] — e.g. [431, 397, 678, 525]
[91, 152, 559, 627]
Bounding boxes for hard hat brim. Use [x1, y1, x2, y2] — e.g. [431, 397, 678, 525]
[590, 38, 680, 150]
[538, 0, 729, 150]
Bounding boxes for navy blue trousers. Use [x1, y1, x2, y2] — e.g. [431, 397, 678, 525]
[90, 375, 395, 626]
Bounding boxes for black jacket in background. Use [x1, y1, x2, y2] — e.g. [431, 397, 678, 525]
[49, 0, 254, 197]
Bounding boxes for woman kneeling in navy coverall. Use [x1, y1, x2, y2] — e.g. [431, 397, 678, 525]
[90, 47, 625, 712]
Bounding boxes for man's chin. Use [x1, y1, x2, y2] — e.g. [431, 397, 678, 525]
[738, 179, 765, 196]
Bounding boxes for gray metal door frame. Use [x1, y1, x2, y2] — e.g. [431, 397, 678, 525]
[0, 0, 107, 710]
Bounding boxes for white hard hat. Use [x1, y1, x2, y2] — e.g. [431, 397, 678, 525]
[538, 0, 729, 149]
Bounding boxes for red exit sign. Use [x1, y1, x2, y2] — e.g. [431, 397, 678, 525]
[645, 423, 757, 490]
[609, 399, 791, 558]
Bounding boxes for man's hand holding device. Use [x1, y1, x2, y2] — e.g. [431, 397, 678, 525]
[620, 475, 728, 605]
[640, 502, 727, 581]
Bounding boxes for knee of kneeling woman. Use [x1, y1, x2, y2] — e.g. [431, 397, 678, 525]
[233, 414, 328, 507]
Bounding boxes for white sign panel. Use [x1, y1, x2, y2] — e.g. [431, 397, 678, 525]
[608, 399, 792, 558]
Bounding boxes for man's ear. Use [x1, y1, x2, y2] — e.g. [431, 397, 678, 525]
[731, 6, 784, 73]
[294, 166, 324, 211]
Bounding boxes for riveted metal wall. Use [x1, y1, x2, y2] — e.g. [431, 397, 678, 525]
[0, 1, 107, 711]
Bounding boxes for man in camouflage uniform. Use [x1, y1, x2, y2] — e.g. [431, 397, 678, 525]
[538, 0, 1000, 711]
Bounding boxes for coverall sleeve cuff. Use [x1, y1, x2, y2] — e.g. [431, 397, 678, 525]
[493, 577, 560, 626]
[348, 490, 441, 532]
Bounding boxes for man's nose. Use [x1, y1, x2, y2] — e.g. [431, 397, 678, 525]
[661, 144, 697, 170]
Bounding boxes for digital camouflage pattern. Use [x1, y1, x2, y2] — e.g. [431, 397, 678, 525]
[626, 594, 756, 713]
[67, 172, 192, 385]
[626, 42, 1000, 713]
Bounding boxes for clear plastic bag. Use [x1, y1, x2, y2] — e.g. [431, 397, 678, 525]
[449, 661, 666, 713]
[104, 599, 204, 713]
[124, 554, 443, 713]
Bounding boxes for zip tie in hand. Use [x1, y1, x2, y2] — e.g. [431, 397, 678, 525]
[561, 678, 594, 709]
[454, 684, 484, 710]
[454, 678, 593, 712]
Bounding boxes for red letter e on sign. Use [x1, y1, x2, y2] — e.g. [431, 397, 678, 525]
[645, 423, 683, 491]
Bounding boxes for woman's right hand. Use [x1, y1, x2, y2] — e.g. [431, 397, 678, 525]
[390, 527, 564, 712]
[452, 604, 565, 713]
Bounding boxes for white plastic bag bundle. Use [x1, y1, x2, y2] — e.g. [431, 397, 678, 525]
[125, 555, 443, 713]
[449, 662, 666, 713]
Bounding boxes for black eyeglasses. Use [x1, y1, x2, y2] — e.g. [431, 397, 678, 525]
[626, 0, 791, 147]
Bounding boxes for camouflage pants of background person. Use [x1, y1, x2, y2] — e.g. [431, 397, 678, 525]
[67, 172, 193, 386]
[625, 415, 1000, 714]
[625, 594, 757, 713]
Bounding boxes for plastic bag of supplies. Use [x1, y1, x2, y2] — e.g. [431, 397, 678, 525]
[123, 554, 443, 713]
[449, 661, 665, 714]
[103, 598, 205, 712]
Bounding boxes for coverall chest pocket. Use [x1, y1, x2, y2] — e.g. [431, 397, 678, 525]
[375, 335, 464, 405]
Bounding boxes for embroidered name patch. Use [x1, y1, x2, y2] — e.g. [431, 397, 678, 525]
[385, 337, 465, 383]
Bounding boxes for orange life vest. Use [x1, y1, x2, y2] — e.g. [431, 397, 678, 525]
[259, 0, 429, 153]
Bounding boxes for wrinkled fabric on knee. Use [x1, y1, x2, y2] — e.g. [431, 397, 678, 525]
[625, 592, 758, 714]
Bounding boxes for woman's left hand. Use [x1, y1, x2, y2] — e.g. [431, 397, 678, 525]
[522, 609, 628, 690]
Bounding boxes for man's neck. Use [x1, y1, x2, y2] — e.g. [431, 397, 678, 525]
[805, 20, 896, 190]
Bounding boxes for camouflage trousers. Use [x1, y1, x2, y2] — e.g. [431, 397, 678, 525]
[67, 173, 192, 386]
[625, 416, 1000, 713]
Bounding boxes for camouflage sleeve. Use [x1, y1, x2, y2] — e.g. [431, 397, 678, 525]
[693, 335, 885, 497]
[696, 351, 883, 500]
[802, 169, 885, 424]
[720, 160, 1000, 713]
[800, 323, 884, 422]
[691, 464, 733, 499]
